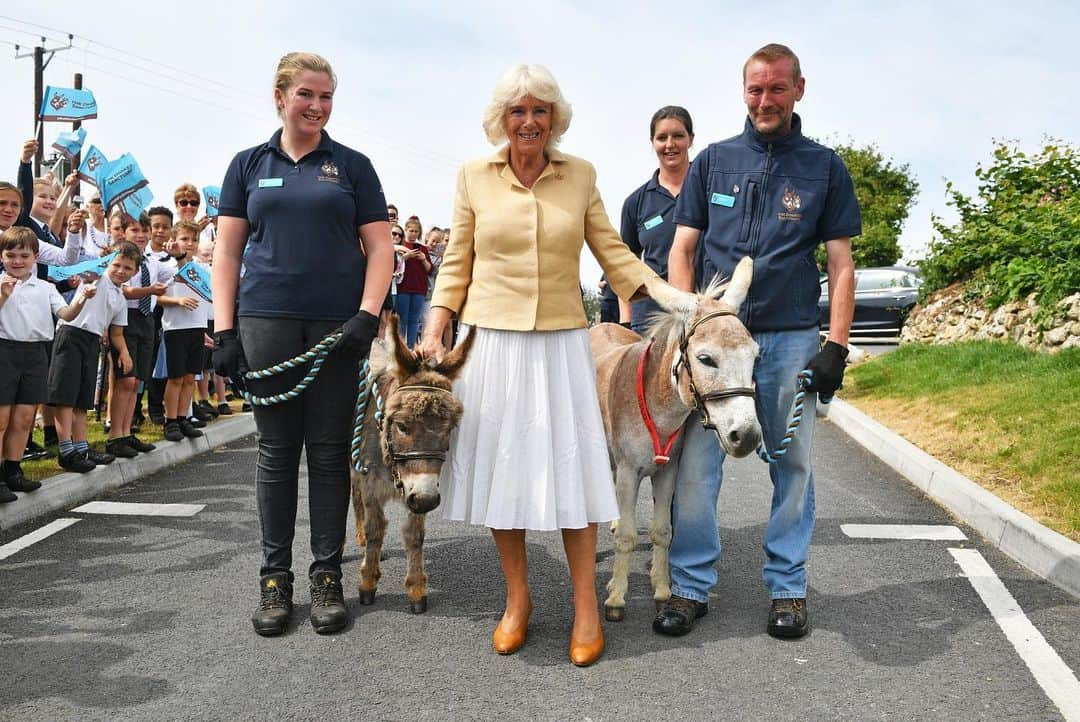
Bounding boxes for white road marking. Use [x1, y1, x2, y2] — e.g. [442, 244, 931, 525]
[841, 523, 967, 540]
[950, 548, 1080, 721]
[71, 501, 205, 517]
[0, 518, 81, 560]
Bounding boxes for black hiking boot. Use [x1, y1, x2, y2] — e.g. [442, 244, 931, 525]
[767, 597, 809, 639]
[252, 572, 294, 636]
[652, 595, 708, 637]
[0, 482, 17, 503]
[309, 569, 349, 635]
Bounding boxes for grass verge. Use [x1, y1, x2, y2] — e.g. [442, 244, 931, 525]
[843, 341, 1079, 541]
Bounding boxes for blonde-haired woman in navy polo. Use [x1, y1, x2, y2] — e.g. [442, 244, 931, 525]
[212, 52, 394, 637]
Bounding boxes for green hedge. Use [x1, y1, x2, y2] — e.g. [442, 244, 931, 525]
[921, 141, 1080, 322]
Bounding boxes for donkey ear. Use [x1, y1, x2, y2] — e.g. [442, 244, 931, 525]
[645, 276, 696, 319]
[386, 312, 420, 377]
[720, 256, 753, 311]
[435, 325, 475, 380]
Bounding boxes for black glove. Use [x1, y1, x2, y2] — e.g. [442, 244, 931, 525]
[337, 310, 380, 359]
[804, 340, 849, 397]
[212, 328, 248, 387]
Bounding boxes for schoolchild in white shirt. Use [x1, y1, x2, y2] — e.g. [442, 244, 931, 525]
[105, 213, 175, 458]
[46, 242, 139, 473]
[193, 237, 228, 419]
[0, 227, 88, 500]
[160, 221, 210, 442]
[142, 207, 176, 426]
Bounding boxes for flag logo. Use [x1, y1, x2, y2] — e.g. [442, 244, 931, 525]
[50, 94, 68, 111]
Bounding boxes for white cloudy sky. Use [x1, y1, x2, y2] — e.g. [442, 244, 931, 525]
[1, 1, 1077, 288]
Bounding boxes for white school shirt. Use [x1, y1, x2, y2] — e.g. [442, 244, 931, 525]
[123, 256, 176, 312]
[161, 261, 210, 332]
[0, 275, 67, 341]
[57, 274, 127, 336]
[26, 221, 82, 268]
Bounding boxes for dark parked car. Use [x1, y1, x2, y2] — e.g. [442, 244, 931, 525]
[819, 266, 922, 338]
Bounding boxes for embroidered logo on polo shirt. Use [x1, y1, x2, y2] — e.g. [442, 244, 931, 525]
[318, 160, 340, 183]
[778, 186, 802, 222]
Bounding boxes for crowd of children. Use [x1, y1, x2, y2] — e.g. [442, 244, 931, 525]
[0, 139, 236, 502]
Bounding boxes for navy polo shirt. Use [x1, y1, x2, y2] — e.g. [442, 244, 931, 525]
[674, 114, 861, 332]
[218, 129, 388, 321]
[620, 169, 677, 280]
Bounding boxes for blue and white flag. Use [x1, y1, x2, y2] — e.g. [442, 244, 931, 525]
[38, 85, 99, 122]
[47, 252, 117, 283]
[51, 128, 87, 160]
[176, 261, 212, 302]
[96, 153, 149, 212]
[202, 185, 221, 218]
[121, 185, 154, 219]
[78, 145, 109, 185]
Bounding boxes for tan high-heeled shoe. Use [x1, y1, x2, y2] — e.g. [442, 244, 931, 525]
[569, 624, 604, 667]
[492, 603, 532, 655]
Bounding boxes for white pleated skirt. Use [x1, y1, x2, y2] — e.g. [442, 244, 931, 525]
[440, 326, 618, 531]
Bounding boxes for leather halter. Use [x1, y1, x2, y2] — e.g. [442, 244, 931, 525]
[379, 383, 456, 492]
[636, 340, 683, 465]
[672, 310, 757, 430]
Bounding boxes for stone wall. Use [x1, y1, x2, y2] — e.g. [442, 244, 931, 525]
[900, 287, 1080, 352]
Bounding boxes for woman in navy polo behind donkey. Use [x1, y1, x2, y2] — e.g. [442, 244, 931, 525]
[620, 106, 694, 334]
[211, 52, 394, 637]
[418, 64, 658, 667]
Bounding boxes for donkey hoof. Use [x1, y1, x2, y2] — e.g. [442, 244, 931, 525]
[409, 597, 428, 614]
[357, 589, 376, 605]
[604, 605, 625, 622]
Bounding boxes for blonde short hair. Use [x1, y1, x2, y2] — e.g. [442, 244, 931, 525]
[174, 183, 199, 203]
[274, 52, 337, 118]
[482, 64, 572, 150]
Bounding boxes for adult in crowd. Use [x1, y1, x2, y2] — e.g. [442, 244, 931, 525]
[655, 43, 860, 640]
[393, 217, 432, 346]
[596, 275, 618, 323]
[418, 64, 657, 667]
[212, 51, 393, 637]
[386, 204, 398, 224]
[620, 106, 694, 334]
[83, 194, 111, 256]
[174, 184, 208, 234]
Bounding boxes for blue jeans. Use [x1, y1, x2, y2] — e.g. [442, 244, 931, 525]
[668, 326, 821, 601]
[395, 292, 425, 347]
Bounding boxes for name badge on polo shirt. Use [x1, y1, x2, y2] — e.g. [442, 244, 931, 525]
[710, 193, 736, 208]
[258, 178, 284, 188]
[643, 215, 664, 231]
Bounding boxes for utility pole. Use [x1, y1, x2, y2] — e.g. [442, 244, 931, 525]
[14, 34, 74, 175]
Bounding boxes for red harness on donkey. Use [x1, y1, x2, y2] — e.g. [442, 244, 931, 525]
[635, 339, 682, 465]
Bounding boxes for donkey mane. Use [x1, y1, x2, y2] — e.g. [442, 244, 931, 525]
[641, 273, 733, 343]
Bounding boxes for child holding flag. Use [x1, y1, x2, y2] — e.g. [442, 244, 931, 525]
[0, 227, 92, 500]
[46, 242, 139, 473]
[161, 221, 210, 442]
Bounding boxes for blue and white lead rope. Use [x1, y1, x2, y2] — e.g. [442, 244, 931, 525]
[242, 329, 382, 473]
[756, 369, 832, 464]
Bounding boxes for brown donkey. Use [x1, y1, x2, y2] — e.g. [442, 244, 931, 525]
[350, 319, 474, 614]
[590, 257, 761, 622]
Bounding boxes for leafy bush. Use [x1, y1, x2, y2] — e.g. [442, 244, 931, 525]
[921, 141, 1080, 316]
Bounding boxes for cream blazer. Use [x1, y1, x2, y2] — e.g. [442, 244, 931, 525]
[431, 146, 657, 331]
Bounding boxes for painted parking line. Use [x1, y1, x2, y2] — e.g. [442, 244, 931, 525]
[0, 518, 81, 561]
[72, 501, 205, 517]
[950, 548, 1080, 721]
[841, 524, 967, 540]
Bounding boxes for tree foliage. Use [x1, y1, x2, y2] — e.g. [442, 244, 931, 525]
[920, 140, 1080, 314]
[816, 142, 919, 268]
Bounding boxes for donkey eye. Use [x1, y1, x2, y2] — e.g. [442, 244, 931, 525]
[395, 421, 409, 435]
[696, 354, 717, 368]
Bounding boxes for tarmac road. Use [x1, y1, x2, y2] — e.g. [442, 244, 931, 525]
[1, 421, 1077, 721]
